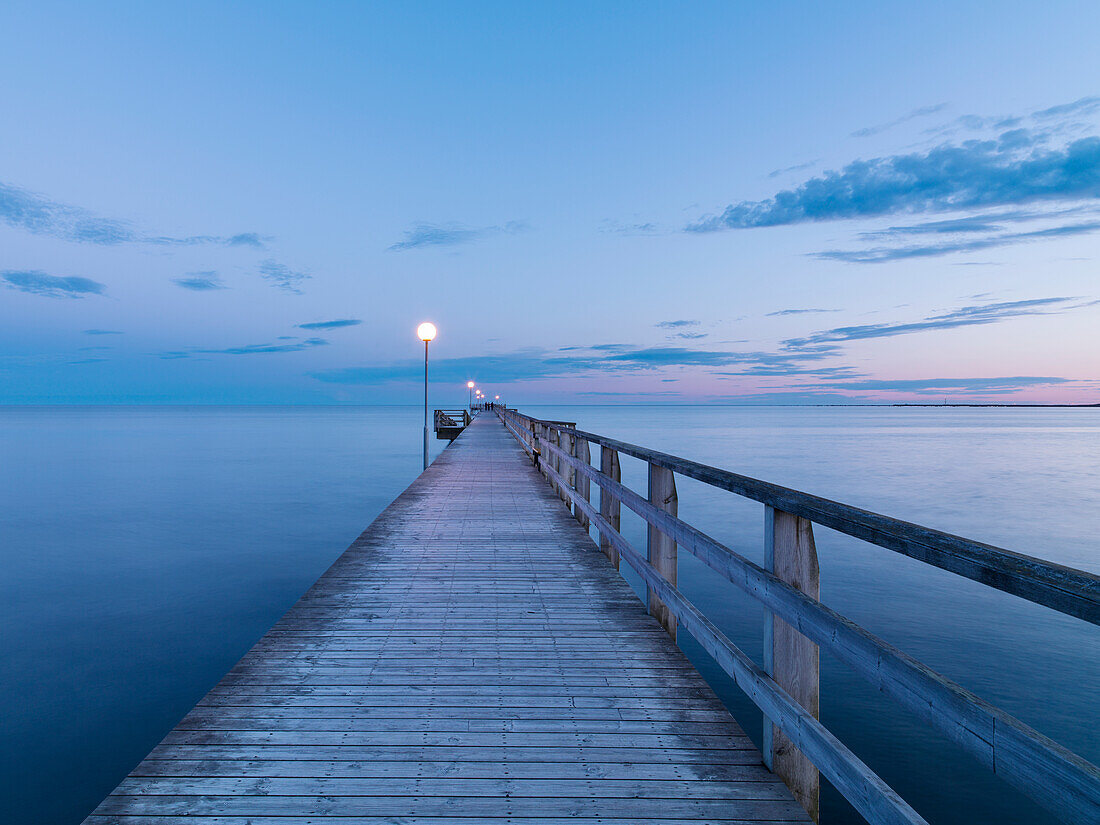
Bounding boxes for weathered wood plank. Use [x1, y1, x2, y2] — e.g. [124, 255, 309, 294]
[84, 415, 807, 824]
[763, 507, 821, 822]
[128, 758, 775, 780]
[516, 412, 1100, 624]
[537, 452, 927, 825]
[536, 431, 1100, 824]
[647, 462, 678, 639]
[599, 444, 621, 568]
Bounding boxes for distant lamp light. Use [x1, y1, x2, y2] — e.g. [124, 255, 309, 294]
[417, 322, 437, 342]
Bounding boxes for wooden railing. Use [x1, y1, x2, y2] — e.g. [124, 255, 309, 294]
[434, 408, 471, 427]
[497, 408, 1099, 825]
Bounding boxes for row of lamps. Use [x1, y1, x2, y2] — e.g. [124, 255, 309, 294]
[417, 321, 500, 471]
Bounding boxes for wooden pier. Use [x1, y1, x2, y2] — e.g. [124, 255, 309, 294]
[84, 410, 1100, 824]
[84, 414, 810, 824]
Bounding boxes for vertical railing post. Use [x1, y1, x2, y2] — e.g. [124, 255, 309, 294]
[566, 432, 577, 512]
[553, 428, 566, 500]
[575, 437, 591, 530]
[763, 505, 821, 822]
[647, 462, 677, 640]
[599, 446, 621, 568]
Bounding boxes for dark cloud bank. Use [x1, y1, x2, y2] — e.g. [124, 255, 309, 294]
[689, 98, 1100, 262]
[310, 295, 1094, 400]
[690, 137, 1100, 232]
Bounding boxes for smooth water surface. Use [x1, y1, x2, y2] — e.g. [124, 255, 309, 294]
[1, 405, 1097, 824]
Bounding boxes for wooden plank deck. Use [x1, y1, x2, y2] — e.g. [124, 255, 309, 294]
[85, 414, 809, 824]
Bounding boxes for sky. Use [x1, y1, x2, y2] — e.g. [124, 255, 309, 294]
[1, 1, 1098, 405]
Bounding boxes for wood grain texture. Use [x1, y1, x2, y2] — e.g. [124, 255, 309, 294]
[83, 415, 807, 824]
[514, 410, 1099, 824]
[763, 508, 820, 822]
[599, 445, 621, 569]
[533, 452, 927, 825]
[508, 412, 1099, 624]
[575, 436, 591, 531]
[647, 462, 678, 640]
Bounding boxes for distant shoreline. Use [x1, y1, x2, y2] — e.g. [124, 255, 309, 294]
[890, 403, 1100, 408]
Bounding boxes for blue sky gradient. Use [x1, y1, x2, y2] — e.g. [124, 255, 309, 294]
[1, 1, 1098, 403]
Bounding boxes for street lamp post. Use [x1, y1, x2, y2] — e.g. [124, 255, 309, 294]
[417, 322, 437, 470]
[467, 381, 475, 411]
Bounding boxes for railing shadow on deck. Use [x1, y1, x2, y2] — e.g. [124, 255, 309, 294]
[497, 407, 1099, 825]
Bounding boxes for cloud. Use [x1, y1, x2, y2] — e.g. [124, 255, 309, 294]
[687, 98, 1100, 263]
[297, 319, 362, 330]
[205, 337, 328, 355]
[172, 271, 226, 290]
[768, 160, 820, 178]
[782, 296, 1094, 348]
[0, 182, 134, 243]
[0, 180, 263, 247]
[145, 233, 271, 247]
[160, 338, 329, 359]
[314, 350, 563, 385]
[851, 103, 949, 138]
[766, 308, 839, 317]
[852, 207, 1100, 240]
[709, 390, 870, 405]
[857, 211, 1060, 237]
[589, 343, 633, 352]
[84, 329, 122, 335]
[1032, 96, 1100, 121]
[816, 376, 1069, 395]
[600, 219, 661, 235]
[601, 347, 766, 368]
[310, 300, 1091, 390]
[2, 270, 106, 298]
[227, 232, 266, 248]
[674, 332, 708, 340]
[65, 357, 107, 365]
[389, 220, 527, 251]
[312, 342, 844, 387]
[717, 365, 862, 378]
[259, 260, 309, 294]
[817, 219, 1100, 263]
[688, 136, 1100, 233]
[656, 320, 700, 328]
[578, 390, 682, 397]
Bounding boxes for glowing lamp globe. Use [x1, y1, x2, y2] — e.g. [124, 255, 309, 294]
[467, 381, 475, 389]
[416, 322, 437, 342]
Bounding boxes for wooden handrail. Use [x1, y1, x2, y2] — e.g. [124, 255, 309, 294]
[507, 411, 1099, 624]
[498, 407, 1100, 825]
[535, 438, 928, 825]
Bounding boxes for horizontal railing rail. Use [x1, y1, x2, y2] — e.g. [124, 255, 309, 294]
[434, 408, 471, 428]
[497, 407, 1100, 825]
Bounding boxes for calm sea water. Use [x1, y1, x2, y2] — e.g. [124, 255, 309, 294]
[1, 405, 1096, 824]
